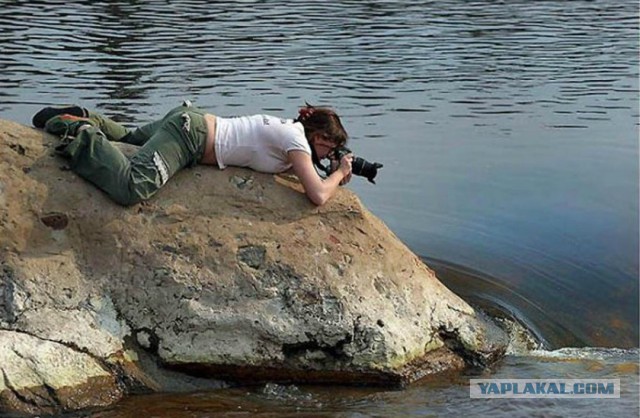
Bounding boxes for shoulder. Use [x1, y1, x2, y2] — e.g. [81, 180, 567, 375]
[282, 124, 310, 154]
[261, 117, 306, 144]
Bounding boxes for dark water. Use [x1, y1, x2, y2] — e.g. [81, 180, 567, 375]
[0, 0, 638, 416]
[83, 348, 640, 418]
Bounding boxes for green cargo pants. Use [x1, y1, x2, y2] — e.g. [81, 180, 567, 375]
[60, 101, 208, 206]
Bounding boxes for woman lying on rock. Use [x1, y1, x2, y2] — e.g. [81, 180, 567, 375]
[32, 100, 353, 206]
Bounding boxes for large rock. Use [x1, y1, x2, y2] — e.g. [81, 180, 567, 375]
[0, 119, 507, 415]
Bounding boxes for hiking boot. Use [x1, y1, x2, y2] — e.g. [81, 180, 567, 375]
[32, 105, 88, 128]
[44, 114, 95, 141]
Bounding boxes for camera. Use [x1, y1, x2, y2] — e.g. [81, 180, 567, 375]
[329, 146, 383, 184]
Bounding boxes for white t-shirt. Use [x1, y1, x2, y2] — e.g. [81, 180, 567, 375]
[214, 115, 311, 173]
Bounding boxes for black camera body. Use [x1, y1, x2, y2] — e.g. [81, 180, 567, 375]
[329, 146, 383, 184]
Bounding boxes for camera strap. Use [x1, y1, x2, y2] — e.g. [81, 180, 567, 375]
[310, 146, 331, 177]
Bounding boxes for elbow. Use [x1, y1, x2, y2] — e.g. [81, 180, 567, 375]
[308, 190, 330, 206]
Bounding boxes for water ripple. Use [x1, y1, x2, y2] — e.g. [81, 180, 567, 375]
[0, 0, 637, 352]
[1, 0, 636, 121]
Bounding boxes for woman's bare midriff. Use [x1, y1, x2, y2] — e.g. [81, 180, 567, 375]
[200, 113, 218, 165]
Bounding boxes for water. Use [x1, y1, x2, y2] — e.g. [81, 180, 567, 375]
[82, 349, 639, 418]
[0, 0, 637, 416]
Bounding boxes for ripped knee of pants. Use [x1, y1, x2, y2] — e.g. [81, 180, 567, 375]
[181, 112, 191, 133]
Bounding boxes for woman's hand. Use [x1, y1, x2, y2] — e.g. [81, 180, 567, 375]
[289, 150, 352, 206]
[338, 153, 353, 185]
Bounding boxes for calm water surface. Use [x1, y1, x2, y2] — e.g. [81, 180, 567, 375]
[0, 0, 638, 416]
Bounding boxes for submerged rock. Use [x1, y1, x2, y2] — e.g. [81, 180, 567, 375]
[0, 119, 507, 415]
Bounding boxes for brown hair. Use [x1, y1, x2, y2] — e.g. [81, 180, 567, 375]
[296, 103, 348, 146]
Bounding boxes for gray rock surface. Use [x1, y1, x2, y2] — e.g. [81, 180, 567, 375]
[0, 119, 507, 415]
[0, 330, 121, 415]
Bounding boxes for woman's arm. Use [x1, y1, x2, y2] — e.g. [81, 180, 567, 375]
[288, 150, 352, 206]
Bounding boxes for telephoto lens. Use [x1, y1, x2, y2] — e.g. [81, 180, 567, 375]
[329, 146, 383, 184]
[352, 157, 383, 184]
